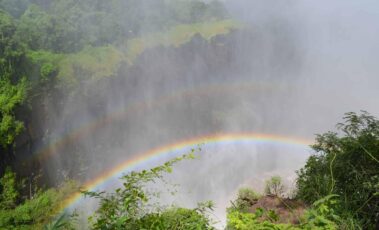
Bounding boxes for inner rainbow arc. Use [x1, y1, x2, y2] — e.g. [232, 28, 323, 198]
[59, 132, 313, 212]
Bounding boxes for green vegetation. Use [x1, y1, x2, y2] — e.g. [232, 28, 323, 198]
[10, 0, 228, 53]
[0, 1, 237, 228]
[228, 188, 261, 213]
[1, 112, 379, 229]
[1, 0, 378, 229]
[0, 0, 235, 163]
[226, 112, 379, 229]
[0, 78, 26, 148]
[0, 9, 27, 151]
[124, 19, 239, 63]
[0, 0, 236, 165]
[296, 111, 379, 229]
[226, 181, 342, 229]
[264, 176, 285, 197]
[44, 214, 74, 230]
[84, 153, 215, 230]
[0, 168, 78, 229]
[27, 19, 238, 87]
[226, 194, 340, 229]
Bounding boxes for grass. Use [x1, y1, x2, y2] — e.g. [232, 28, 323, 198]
[125, 19, 241, 63]
[58, 46, 123, 86]
[27, 19, 241, 87]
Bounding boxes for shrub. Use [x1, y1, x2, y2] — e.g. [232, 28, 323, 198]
[229, 187, 260, 213]
[264, 176, 285, 197]
[296, 112, 379, 228]
[226, 194, 341, 230]
[139, 207, 214, 230]
[0, 168, 78, 229]
[86, 153, 215, 230]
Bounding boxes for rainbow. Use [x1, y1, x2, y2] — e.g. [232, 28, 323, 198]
[59, 132, 312, 212]
[34, 80, 289, 162]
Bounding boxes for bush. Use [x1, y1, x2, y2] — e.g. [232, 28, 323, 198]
[226, 194, 341, 230]
[264, 176, 284, 197]
[140, 207, 214, 230]
[229, 188, 260, 213]
[86, 153, 215, 230]
[0, 168, 78, 229]
[296, 111, 379, 228]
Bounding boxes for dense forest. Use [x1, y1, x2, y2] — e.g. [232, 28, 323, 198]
[0, 0, 234, 180]
[0, 0, 228, 170]
[0, 0, 378, 229]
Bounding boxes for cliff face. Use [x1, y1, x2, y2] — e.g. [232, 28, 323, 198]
[13, 22, 302, 185]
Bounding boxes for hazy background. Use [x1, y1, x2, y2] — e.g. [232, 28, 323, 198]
[46, 0, 379, 228]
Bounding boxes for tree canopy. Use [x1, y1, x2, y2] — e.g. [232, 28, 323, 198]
[296, 111, 379, 229]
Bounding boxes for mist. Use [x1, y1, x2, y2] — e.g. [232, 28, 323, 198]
[38, 0, 379, 228]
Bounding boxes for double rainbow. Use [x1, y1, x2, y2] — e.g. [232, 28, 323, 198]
[59, 132, 312, 212]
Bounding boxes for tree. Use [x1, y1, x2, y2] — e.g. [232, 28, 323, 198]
[228, 188, 260, 213]
[0, 10, 25, 75]
[296, 111, 379, 228]
[85, 153, 215, 229]
[16, 4, 54, 51]
[0, 77, 26, 148]
[0, 168, 18, 209]
[0, 168, 78, 229]
[0, 0, 29, 18]
[264, 176, 284, 197]
[0, 9, 28, 172]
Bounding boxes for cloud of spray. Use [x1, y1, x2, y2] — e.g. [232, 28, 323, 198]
[225, 0, 379, 129]
[41, 0, 379, 228]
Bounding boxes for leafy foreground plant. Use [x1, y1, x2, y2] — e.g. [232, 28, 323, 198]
[296, 111, 379, 228]
[228, 187, 261, 213]
[84, 152, 215, 230]
[0, 168, 78, 229]
[44, 213, 75, 230]
[227, 191, 341, 230]
[264, 176, 285, 197]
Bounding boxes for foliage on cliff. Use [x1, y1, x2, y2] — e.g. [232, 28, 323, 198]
[296, 111, 379, 229]
[0, 0, 235, 164]
[227, 112, 379, 229]
[0, 168, 78, 229]
[0, 1, 236, 228]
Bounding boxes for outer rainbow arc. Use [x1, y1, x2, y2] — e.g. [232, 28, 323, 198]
[59, 132, 313, 213]
[35, 80, 289, 162]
